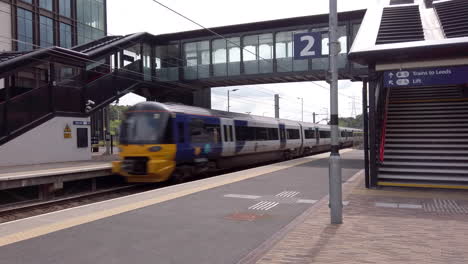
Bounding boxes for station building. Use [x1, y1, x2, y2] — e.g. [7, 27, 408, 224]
[0, 0, 107, 165]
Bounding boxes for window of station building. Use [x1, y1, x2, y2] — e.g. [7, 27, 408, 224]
[189, 119, 221, 144]
[39, 0, 53, 11]
[59, 23, 72, 48]
[76, 0, 105, 44]
[319, 130, 331, 138]
[287, 129, 300, 140]
[59, 0, 71, 17]
[212, 39, 227, 76]
[227, 37, 240, 76]
[242, 33, 274, 74]
[275, 30, 308, 72]
[183, 40, 210, 79]
[304, 129, 315, 139]
[20, 0, 32, 4]
[155, 44, 180, 81]
[39, 16, 54, 47]
[16, 8, 33, 51]
[320, 27, 348, 55]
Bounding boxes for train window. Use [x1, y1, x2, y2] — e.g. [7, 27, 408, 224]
[268, 128, 279, 140]
[190, 119, 221, 144]
[287, 129, 300, 140]
[319, 130, 330, 138]
[229, 126, 233, 141]
[256, 127, 268, 141]
[304, 129, 315, 139]
[223, 125, 228, 142]
[178, 122, 185, 143]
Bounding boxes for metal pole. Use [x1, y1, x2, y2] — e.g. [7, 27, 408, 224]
[274, 94, 280, 118]
[328, 0, 342, 224]
[313, 112, 316, 124]
[301, 98, 304, 122]
[362, 80, 370, 188]
[227, 90, 230, 112]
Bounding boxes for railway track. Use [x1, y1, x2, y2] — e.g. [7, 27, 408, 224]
[0, 183, 160, 223]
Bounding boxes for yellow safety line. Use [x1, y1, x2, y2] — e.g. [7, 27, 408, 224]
[0, 149, 353, 247]
[390, 98, 468, 104]
[377, 181, 468, 190]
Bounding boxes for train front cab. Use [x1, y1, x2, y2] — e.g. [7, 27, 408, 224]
[112, 106, 177, 182]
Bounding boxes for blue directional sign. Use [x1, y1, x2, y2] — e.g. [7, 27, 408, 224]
[293, 32, 322, 60]
[384, 66, 468, 88]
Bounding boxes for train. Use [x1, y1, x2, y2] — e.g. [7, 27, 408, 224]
[112, 102, 361, 183]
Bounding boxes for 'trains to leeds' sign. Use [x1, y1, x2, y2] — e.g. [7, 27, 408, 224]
[384, 66, 468, 88]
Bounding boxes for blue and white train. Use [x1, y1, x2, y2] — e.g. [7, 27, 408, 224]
[112, 102, 361, 182]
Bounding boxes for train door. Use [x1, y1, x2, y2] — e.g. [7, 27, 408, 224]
[221, 118, 235, 156]
[174, 114, 191, 163]
[279, 123, 286, 149]
[315, 127, 320, 145]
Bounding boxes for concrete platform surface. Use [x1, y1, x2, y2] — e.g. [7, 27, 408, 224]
[256, 169, 468, 264]
[0, 161, 111, 180]
[0, 149, 363, 264]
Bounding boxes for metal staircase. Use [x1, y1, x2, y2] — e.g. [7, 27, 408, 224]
[378, 85, 468, 185]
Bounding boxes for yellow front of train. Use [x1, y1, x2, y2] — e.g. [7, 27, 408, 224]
[112, 102, 177, 183]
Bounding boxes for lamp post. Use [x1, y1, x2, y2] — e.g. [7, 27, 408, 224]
[297, 97, 304, 122]
[227, 89, 239, 112]
[329, 0, 342, 225]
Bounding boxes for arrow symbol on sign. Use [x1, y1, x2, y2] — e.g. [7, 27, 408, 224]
[389, 72, 394, 78]
[389, 80, 394, 85]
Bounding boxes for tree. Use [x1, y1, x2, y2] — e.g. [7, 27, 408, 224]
[337, 114, 363, 129]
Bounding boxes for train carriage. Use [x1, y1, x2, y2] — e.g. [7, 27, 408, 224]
[112, 102, 360, 183]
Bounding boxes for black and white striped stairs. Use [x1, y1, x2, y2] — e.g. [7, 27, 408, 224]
[378, 86, 468, 184]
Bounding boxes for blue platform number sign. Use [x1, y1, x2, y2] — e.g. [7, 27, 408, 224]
[293, 32, 322, 60]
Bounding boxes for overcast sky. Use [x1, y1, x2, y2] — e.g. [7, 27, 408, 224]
[107, 0, 373, 123]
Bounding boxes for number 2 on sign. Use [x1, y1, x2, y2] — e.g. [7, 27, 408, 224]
[300, 35, 316, 56]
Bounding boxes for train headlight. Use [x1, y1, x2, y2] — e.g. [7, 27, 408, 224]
[148, 146, 162, 152]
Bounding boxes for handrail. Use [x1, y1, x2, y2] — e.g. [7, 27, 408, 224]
[379, 87, 391, 162]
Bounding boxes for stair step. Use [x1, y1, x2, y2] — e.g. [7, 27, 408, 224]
[387, 109, 468, 115]
[379, 167, 468, 174]
[385, 149, 468, 154]
[391, 90, 459, 96]
[387, 118, 468, 123]
[388, 114, 468, 119]
[387, 128, 468, 132]
[390, 95, 461, 100]
[382, 161, 468, 167]
[378, 174, 468, 182]
[390, 86, 458, 92]
[384, 155, 468, 161]
[388, 101, 468, 107]
[386, 133, 468, 137]
[385, 143, 468, 148]
[386, 138, 468, 143]
[387, 123, 468, 128]
[388, 105, 468, 111]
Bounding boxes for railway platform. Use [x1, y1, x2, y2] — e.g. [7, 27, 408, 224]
[0, 160, 112, 191]
[2, 149, 465, 263]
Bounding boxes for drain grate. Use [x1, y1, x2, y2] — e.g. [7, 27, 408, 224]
[423, 199, 468, 214]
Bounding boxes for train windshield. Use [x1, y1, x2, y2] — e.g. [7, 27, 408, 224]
[119, 112, 172, 144]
